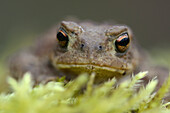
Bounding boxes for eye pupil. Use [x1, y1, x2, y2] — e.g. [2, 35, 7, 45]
[115, 33, 130, 53]
[56, 29, 69, 47]
[57, 30, 68, 41]
[117, 37, 129, 46]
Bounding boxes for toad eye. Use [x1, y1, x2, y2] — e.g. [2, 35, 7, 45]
[115, 33, 130, 53]
[56, 28, 69, 47]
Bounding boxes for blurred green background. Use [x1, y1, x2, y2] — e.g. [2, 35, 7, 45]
[0, 0, 170, 91]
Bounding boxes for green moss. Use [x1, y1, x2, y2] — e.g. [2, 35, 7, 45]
[0, 72, 170, 113]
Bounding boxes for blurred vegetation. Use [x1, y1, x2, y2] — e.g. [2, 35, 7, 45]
[0, 63, 7, 92]
[150, 49, 170, 68]
[0, 72, 170, 113]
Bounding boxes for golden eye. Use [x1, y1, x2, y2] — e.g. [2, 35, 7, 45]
[56, 29, 69, 47]
[115, 33, 130, 53]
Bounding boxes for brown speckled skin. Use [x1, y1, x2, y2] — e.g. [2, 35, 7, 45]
[9, 21, 169, 91]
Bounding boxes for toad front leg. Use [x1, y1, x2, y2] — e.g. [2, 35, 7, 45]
[9, 50, 59, 84]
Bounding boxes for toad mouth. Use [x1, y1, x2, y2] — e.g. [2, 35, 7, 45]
[55, 63, 127, 74]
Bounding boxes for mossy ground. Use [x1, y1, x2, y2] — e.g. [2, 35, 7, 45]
[0, 72, 170, 113]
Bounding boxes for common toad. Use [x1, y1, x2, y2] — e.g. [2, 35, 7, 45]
[9, 20, 169, 89]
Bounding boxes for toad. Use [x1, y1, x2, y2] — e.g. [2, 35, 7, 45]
[9, 20, 169, 89]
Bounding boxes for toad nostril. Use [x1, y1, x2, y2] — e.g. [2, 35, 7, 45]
[81, 43, 85, 48]
[80, 43, 85, 50]
[98, 45, 103, 50]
